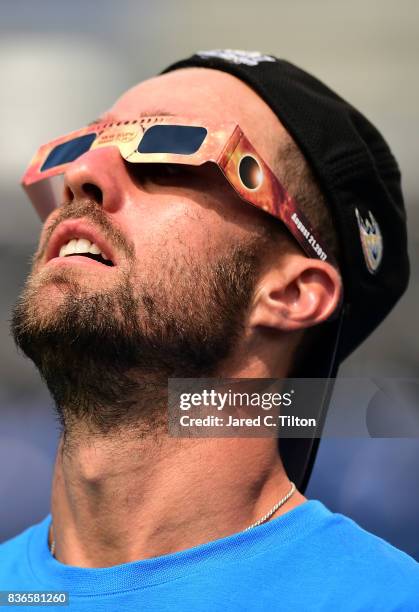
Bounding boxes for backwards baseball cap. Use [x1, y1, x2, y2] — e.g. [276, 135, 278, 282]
[161, 50, 410, 490]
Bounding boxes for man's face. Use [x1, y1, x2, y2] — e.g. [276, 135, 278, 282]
[12, 68, 286, 435]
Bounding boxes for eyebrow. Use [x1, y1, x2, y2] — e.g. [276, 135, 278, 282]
[88, 111, 176, 125]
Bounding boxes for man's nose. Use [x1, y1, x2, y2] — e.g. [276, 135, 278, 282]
[62, 145, 126, 213]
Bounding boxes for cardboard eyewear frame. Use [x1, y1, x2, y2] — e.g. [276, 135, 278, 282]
[22, 115, 335, 266]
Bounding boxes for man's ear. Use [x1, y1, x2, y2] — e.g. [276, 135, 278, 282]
[249, 253, 342, 332]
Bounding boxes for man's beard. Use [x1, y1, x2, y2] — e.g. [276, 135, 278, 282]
[11, 219, 269, 439]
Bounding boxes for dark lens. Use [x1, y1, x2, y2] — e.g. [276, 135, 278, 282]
[138, 125, 207, 155]
[41, 133, 97, 171]
[238, 155, 263, 190]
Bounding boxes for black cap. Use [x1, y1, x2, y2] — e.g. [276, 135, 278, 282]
[161, 50, 410, 490]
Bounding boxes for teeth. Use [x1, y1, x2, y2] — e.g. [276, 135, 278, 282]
[75, 238, 91, 254]
[67, 238, 77, 253]
[89, 243, 101, 255]
[58, 237, 110, 261]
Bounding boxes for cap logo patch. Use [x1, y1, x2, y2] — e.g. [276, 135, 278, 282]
[197, 49, 276, 66]
[355, 208, 383, 274]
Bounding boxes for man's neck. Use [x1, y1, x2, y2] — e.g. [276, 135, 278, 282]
[50, 430, 305, 568]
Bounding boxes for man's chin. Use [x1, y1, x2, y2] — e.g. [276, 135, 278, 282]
[31, 261, 117, 296]
[32, 281, 75, 315]
[12, 265, 101, 334]
[26, 267, 80, 304]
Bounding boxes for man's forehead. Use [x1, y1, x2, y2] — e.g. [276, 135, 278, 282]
[103, 67, 286, 164]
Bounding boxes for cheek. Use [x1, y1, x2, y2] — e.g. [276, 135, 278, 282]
[127, 197, 230, 258]
[38, 212, 59, 245]
[35, 211, 63, 263]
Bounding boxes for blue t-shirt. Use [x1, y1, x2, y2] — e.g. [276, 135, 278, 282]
[0, 500, 418, 611]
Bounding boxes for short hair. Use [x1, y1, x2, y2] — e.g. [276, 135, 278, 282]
[257, 131, 341, 376]
[262, 131, 340, 264]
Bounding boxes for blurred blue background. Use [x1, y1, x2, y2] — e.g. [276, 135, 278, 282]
[1, 0, 418, 559]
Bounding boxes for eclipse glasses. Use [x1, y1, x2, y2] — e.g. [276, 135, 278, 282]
[22, 115, 335, 266]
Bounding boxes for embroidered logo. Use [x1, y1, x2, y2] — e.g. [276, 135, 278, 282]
[355, 208, 383, 274]
[197, 49, 276, 67]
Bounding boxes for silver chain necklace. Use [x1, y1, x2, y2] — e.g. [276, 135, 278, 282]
[49, 481, 296, 558]
[243, 481, 296, 530]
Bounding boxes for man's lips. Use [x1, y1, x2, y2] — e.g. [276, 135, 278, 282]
[45, 219, 117, 266]
[46, 255, 114, 270]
